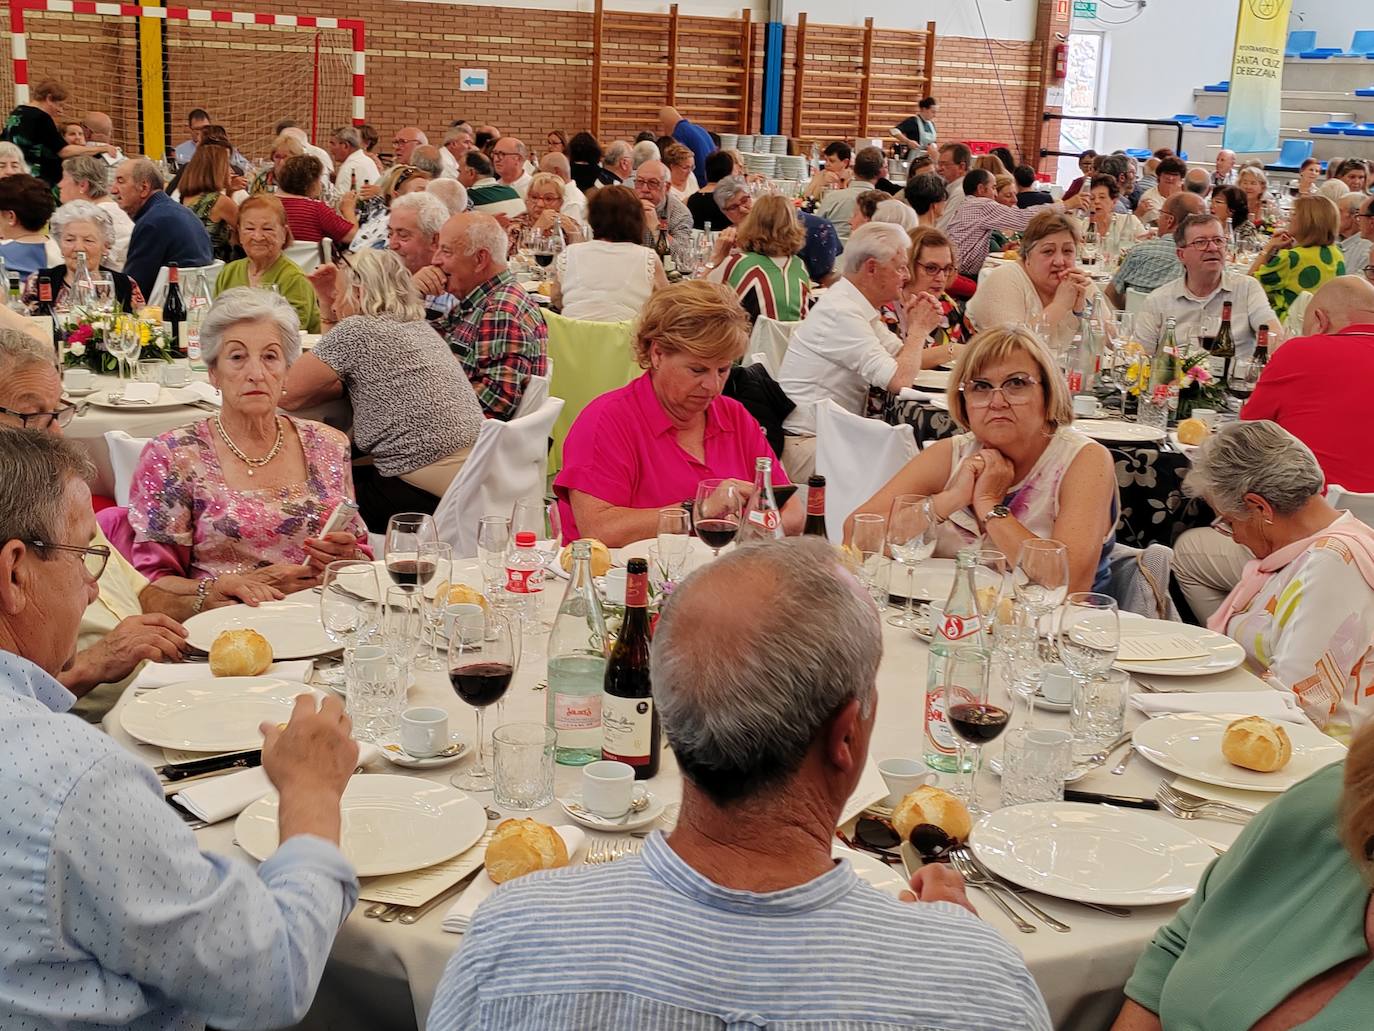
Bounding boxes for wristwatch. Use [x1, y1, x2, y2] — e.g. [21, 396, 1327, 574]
[984, 504, 1012, 522]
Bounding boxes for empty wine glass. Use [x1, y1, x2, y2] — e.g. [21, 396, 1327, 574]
[384, 512, 438, 589]
[886, 494, 936, 630]
[89, 274, 116, 315]
[971, 548, 1011, 624]
[382, 586, 425, 669]
[511, 497, 560, 627]
[1227, 355, 1261, 408]
[414, 541, 452, 671]
[319, 560, 381, 686]
[693, 478, 744, 557]
[851, 512, 889, 609]
[476, 514, 511, 593]
[449, 610, 516, 792]
[1013, 539, 1069, 630]
[1057, 592, 1120, 684]
[993, 614, 1042, 725]
[656, 505, 692, 576]
[943, 646, 1003, 816]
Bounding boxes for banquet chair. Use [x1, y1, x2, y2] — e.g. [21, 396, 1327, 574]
[742, 351, 776, 376]
[104, 430, 151, 507]
[1327, 485, 1374, 528]
[544, 311, 638, 475]
[1124, 287, 1151, 315]
[432, 395, 565, 557]
[749, 316, 799, 375]
[1283, 291, 1312, 339]
[813, 399, 917, 545]
[1103, 542, 1181, 620]
[512, 373, 550, 420]
[284, 239, 332, 272]
[146, 261, 224, 307]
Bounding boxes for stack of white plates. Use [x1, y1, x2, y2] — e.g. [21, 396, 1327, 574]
[735, 134, 755, 152]
[765, 135, 788, 155]
[743, 152, 778, 177]
[718, 132, 738, 151]
[777, 155, 808, 179]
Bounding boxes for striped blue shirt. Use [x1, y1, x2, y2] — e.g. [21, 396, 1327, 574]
[428, 832, 1051, 1030]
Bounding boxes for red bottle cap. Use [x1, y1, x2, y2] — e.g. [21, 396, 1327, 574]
[514, 530, 536, 546]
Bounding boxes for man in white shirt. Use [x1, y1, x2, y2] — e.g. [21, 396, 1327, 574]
[277, 123, 333, 177]
[818, 145, 886, 243]
[1137, 213, 1280, 356]
[1344, 196, 1374, 276]
[777, 223, 944, 480]
[492, 137, 533, 197]
[441, 123, 474, 179]
[326, 125, 379, 191]
[57, 155, 133, 271]
[80, 112, 125, 167]
[935, 142, 971, 229]
[539, 151, 587, 223]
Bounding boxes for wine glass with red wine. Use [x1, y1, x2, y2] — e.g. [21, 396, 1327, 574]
[693, 478, 745, 557]
[449, 610, 516, 792]
[942, 646, 1005, 816]
[384, 512, 439, 588]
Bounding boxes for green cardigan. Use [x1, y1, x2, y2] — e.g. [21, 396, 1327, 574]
[1125, 762, 1373, 1028]
[214, 254, 322, 333]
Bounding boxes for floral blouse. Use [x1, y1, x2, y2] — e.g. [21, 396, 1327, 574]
[128, 416, 362, 580]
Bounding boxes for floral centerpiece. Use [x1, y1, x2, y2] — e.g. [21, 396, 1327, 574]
[1122, 348, 1229, 420]
[61, 307, 174, 373]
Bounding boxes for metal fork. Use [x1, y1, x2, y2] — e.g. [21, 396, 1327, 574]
[1155, 783, 1256, 824]
[946, 849, 1037, 933]
[585, 837, 643, 865]
[952, 847, 1071, 933]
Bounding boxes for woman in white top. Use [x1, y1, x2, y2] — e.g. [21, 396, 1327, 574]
[845, 325, 1118, 595]
[553, 184, 667, 323]
[1084, 174, 1144, 256]
[664, 142, 699, 203]
[965, 210, 1116, 354]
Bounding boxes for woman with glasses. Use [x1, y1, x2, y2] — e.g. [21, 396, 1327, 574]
[846, 325, 1117, 594]
[892, 226, 974, 368]
[1250, 194, 1347, 321]
[1180, 421, 1374, 739]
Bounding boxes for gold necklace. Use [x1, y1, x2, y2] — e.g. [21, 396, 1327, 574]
[215, 414, 284, 476]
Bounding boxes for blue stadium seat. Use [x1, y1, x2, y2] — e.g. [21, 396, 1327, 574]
[1356, 86, 1374, 96]
[1266, 139, 1313, 170]
[1170, 114, 1198, 123]
[1343, 30, 1374, 56]
[1286, 30, 1316, 57]
[1299, 48, 1342, 59]
[1193, 116, 1226, 128]
[1125, 148, 1151, 160]
[1202, 81, 1230, 92]
[1310, 121, 1354, 134]
[1343, 122, 1374, 136]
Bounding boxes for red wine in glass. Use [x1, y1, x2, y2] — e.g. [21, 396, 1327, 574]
[387, 557, 437, 587]
[694, 518, 738, 552]
[948, 702, 1011, 744]
[450, 661, 513, 707]
[534, 252, 554, 268]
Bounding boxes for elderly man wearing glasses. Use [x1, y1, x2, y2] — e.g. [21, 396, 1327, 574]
[0, 330, 217, 720]
[633, 158, 695, 273]
[1135, 213, 1280, 354]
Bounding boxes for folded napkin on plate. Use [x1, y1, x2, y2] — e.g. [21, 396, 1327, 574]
[172, 742, 380, 824]
[1131, 690, 1308, 724]
[442, 825, 586, 933]
[132, 659, 314, 691]
[182, 381, 222, 406]
[119, 381, 161, 403]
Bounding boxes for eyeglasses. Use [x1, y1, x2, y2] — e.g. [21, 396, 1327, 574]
[636, 178, 666, 190]
[0, 402, 78, 430]
[723, 197, 750, 215]
[917, 262, 956, 277]
[1183, 237, 1228, 251]
[24, 539, 109, 580]
[1364, 265, 1374, 278]
[960, 375, 1040, 407]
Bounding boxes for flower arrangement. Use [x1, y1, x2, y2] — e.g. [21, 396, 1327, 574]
[1123, 348, 1228, 419]
[61, 307, 174, 373]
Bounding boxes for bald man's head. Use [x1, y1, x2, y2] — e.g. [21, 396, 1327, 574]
[1303, 276, 1374, 337]
[1159, 191, 1205, 233]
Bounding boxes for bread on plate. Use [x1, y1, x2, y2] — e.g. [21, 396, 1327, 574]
[208, 628, 273, 677]
[485, 819, 570, 884]
[1222, 715, 1292, 772]
[891, 785, 973, 843]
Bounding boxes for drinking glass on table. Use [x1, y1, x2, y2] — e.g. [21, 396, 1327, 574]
[414, 541, 452, 671]
[851, 512, 890, 609]
[477, 514, 512, 593]
[942, 646, 1003, 816]
[1000, 728, 1072, 807]
[993, 615, 1042, 724]
[89, 274, 116, 315]
[1057, 592, 1120, 683]
[1070, 668, 1131, 762]
[319, 560, 381, 686]
[382, 585, 425, 669]
[1012, 538, 1069, 647]
[384, 512, 439, 588]
[1227, 355, 1262, 407]
[693, 478, 745, 557]
[449, 609, 516, 792]
[971, 548, 1011, 623]
[656, 505, 692, 567]
[886, 494, 935, 630]
[510, 497, 561, 627]
[108, 315, 142, 399]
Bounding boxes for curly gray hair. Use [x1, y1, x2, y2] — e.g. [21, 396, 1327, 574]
[1183, 420, 1325, 516]
[200, 287, 302, 369]
[50, 200, 115, 252]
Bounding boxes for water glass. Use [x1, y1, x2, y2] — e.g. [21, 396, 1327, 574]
[135, 360, 163, 384]
[345, 645, 406, 742]
[319, 560, 381, 686]
[886, 494, 936, 630]
[1137, 392, 1170, 431]
[476, 514, 511, 593]
[382, 586, 424, 668]
[648, 543, 686, 592]
[1057, 592, 1119, 682]
[1070, 669, 1131, 761]
[1000, 728, 1072, 807]
[415, 541, 453, 671]
[492, 722, 557, 810]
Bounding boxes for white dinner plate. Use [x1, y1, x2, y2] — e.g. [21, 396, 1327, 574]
[85, 386, 201, 411]
[971, 802, 1214, 906]
[888, 557, 956, 602]
[1112, 615, 1246, 676]
[235, 773, 487, 876]
[1073, 418, 1166, 443]
[119, 676, 314, 751]
[612, 536, 715, 574]
[833, 844, 906, 898]
[185, 599, 339, 659]
[913, 369, 951, 391]
[1131, 712, 1347, 792]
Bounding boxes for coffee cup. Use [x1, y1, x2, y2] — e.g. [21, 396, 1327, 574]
[877, 757, 939, 805]
[602, 567, 628, 606]
[1040, 662, 1075, 705]
[1190, 407, 1217, 429]
[400, 706, 449, 757]
[582, 759, 635, 817]
[1072, 394, 1097, 417]
[62, 367, 94, 392]
[162, 364, 191, 387]
[444, 603, 484, 644]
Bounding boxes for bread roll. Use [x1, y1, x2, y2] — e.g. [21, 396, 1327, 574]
[485, 819, 570, 884]
[447, 582, 489, 610]
[559, 538, 613, 577]
[892, 785, 973, 843]
[1176, 418, 1211, 446]
[1222, 715, 1292, 772]
[208, 628, 273, 677]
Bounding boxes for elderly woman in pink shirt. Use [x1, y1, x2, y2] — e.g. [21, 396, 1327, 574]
[555, 280, 803, 546]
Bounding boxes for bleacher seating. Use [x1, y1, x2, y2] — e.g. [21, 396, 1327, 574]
[1310, 120, 1355, 134]
[1203, 81, 1229, 92]
[1343, 30, 1374, 57]
[1298, 48, 1341, 59]
[1266, 139, 1314, 171]
[1285, 30, 1316, 58]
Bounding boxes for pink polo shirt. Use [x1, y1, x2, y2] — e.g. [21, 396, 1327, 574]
[554, 372, 788, 542]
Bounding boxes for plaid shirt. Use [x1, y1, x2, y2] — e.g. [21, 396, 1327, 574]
[945, 197, 1038, 277]
[1112, 236, 1183, 296]
[435, 270, 549, 420]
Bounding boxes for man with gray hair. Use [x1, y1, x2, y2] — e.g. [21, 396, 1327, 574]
[539, 151, 586, 222]
[391, 191, 459, 317]
[777, 223, 945, 479]
[327, 125, 379, 190]
[633, 157, 694, 272]
[409, 144, 445, 180]
[0, 427, 362, 1029]
[429, 538, 1051, 1030]
[1183, 166, 1212, 196]
[110, 157, 212, 295]
[430, 212, 549, 419]
[57, 154, 133, 270]
[441, 122, 474, 178]
[600, 139, 633, 185]
[491, 136, 532, 196]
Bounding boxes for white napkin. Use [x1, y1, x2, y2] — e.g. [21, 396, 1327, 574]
[132, 659, 314, 692]
[1131, 690, 1308, 724]
[120, 381, 161, 403]
[171, 742, 380, 824]
[442, 825, 586, 933]
[182, 381, 222, 406]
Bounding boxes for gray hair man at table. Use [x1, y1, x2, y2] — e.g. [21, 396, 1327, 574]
[428, 537, 1051, 1030]
[0, 426, 360, 1029]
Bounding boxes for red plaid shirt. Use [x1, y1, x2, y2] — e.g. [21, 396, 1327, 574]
[436, 271, 550, 420]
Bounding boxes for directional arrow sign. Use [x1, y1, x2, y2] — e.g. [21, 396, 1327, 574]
[460, 68, 488, 92]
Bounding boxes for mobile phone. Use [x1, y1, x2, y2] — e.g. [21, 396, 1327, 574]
[318, 499, 359, 537]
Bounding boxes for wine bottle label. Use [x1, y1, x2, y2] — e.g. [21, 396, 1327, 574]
[939, 612, 982, 643]
[505, 566, 544, 594]
[554, 692, 601, 731]
[806, 489, 826, 516]
[602, 693, 653, 766]
[624, 571, 648, 608]
[923, 688, 957, 754]
[747, 508, 781, 531]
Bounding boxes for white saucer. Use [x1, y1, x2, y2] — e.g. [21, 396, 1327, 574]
[64, 386, 97, 398]
[377, 732, 469, 769]
[559, 788, 666, 831]
[1031, 691, 1072, 713]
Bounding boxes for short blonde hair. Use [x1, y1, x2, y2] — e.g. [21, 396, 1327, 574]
[634, 280, 749, 369]
[736, 195, 805, 258]
[994, 173, 1014, 194]
[341, 249, 424, 323]
[270, 132, 306, 161]
[1288, 194, 1339, 248]
[1342, 723, 1374, 885]
[947, 325, 1074, 432]
[525, 172, 564, 203]
[1020, 210, 1081, 254]
[973, 154, 1007, 176]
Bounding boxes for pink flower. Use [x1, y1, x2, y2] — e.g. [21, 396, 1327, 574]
[1186, 364, 1213, 385]
[68, 323, 94, 344]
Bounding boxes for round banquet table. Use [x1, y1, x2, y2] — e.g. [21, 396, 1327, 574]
[103, 549, 1269, 1031]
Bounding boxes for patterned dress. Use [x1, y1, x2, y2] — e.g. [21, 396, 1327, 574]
[1253, 244, 1346, 321]
[128, 416, 360, 580]
[185, 192, 236, 263]
[720, 251, 811, 322]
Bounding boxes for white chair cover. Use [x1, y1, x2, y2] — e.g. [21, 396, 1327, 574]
[1124, 287, 1151, 315]
[748, 317, 799, 375]
[742, 351, 776, 376]
[104, 430, 150, 506]
[813, 399, 917, 544]
[512, 374, 551, 420]
[1328, 485, 1374, 528]
[431, 396, 565, 557]
[283, 239, 332, 272]
[146, 261, 224, 307]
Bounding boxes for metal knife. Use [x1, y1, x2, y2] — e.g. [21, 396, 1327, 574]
[158, 749, 262, 780]
[1065, 789, 1160, 810]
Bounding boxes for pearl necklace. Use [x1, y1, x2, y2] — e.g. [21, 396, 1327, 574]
[215, 414, 284, 476]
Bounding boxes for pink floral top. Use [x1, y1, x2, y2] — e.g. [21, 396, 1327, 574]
[128, 416, 362, 580]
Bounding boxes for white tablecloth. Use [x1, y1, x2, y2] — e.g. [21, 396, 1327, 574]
[103, 559, 1272, 1031]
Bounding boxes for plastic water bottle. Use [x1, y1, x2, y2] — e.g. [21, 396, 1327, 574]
[504, 530, 545, 624]
[547, 540, 608, 765]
